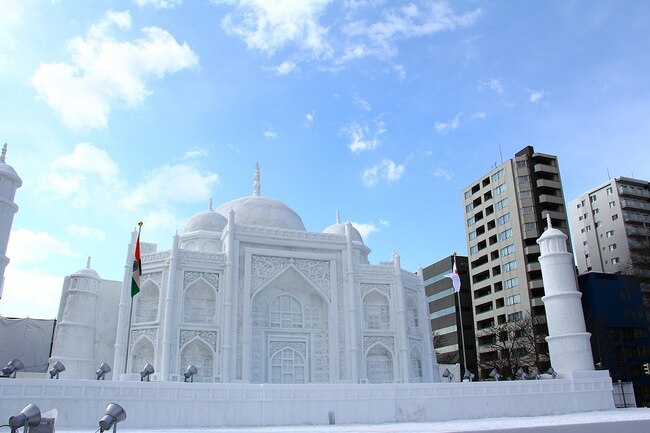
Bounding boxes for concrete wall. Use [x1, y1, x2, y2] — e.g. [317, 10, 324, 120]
[0, 372, 614, 429]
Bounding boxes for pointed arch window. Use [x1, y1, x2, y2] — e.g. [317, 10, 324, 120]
[184, 279, 216, 323]
[270, 294, 302, 328]
[366, 344, 393, 383]
[363, 291, 390, 330]
[270, 347, 305, 383]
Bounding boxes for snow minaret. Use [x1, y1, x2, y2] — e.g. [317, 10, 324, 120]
[537, 214, 594, 375]
[0, 144, 22, 299]
[50, 257, 102, 378]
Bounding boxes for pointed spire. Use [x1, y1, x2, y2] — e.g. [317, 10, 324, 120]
[336, 210, 341, 224]
[253, 162, 261, 196]
[86, 256, 91, 269]
[208, 198, 213, 211]
[546, 213, 552, 229]
[0, 143, 7, 163]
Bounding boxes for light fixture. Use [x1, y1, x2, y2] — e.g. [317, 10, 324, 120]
[98, 403, 126, 433]
[48, 361, 65, 379]
[140, 363, 154, 382]
[2, 359, 24, 378]
[489, 368, 500, 381]
[529, 367, 540, 380]
[463, 370, 475, 382]
[8, 404, 41, 433]
[96, 363, 112, 380]
[546, 367, 557, 379]
[442, 368, 454, 382]
[183, 365, 198, 383]
[516, 367, 527, 380]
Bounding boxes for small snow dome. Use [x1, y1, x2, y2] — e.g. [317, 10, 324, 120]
[322, 211, 364, 243]
[72, 257, 100, 279]
[184, 208, 228, 233]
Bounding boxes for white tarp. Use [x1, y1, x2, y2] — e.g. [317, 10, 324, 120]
[0, 316, 55, 372]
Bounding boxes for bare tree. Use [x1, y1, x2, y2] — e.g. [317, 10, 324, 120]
[476, 312, 549, 380]
[433, 331, 460, 365]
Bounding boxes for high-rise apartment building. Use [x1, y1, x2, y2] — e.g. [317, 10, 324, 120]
[462, 146, 571, 377]
[568, 177, 650, 318]
[422, 255, 476, 374]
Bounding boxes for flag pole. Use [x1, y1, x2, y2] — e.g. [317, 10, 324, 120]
[453, 252, 469, 378]
[123, 221, 143, 374]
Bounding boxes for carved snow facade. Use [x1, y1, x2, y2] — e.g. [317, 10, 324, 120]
[54, 169, 438, 383]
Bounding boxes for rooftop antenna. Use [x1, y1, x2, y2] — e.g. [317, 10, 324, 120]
[606, 167, 611, 180]
[498, 142, 503, 164]
[253, 162, 261, 196]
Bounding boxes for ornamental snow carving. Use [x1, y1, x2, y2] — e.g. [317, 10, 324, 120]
[251, 255, 331, 299]
[180, 330, 218, 351]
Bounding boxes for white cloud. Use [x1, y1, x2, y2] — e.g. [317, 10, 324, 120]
[305, 111, 315, 127]
[65, 225, 107, 241]
[393, 64, 406, 81]
[263, 127, 278, 139]
[136, 0, 183, 9]
[351, 221, 379, 239]
[37, 143, 123, 209]
[0, 266, 64, 318]
[339, 2, 481, 62]
[32, 10, 198, 129]
[479, 78, 504, 94]
[181, 147, 209, 160]
[346, 119, 386, 153]
[362, 159, 405, 187]
[123, 164, 219, 210]
[218, 0, 333, 59]
[353, 93, 371, 111]
[378, 219, 390, 227]
[433, 167, 453, 180]
[8, 229, 78, 264]
[274, 60, 298, 75]
[473, 111, 487, 119]
[529, 90, 545, 103]
[434, 112, 462, 134]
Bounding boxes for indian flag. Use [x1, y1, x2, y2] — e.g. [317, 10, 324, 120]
[131, 231, 142, 297]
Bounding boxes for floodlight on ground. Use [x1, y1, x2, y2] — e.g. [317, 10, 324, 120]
[98, 403, 126, 433]
[48, 361, 65, 379]
[463, 370, 475, 382]
[489, 368, 501, 381]
[2, 359, 24, 378]
[96, 363, 112, 380]
[183, 364, 198, 383]
[8, 403, 41, 433]
[516, 367, 527, 380]
[442, 368, 454, 382]
[546, 367, 557, 379]
[529, 367, 540, 380]
[140, 363, 154, 382]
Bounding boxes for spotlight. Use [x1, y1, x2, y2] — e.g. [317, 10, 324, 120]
[516, 367, 527, 380]
[48, 361, 65, 379]
[2, 359, 24, 378]
[98, 403, 126, 433]
[529, 367, 540, 380]
[8, 404, 41, 433]
[489, 368, 501, 381]
[183, 365, 198, 383]
[140, 363, 154, 382]
[546, 367, 557, 379]
[442, 368, 454, 382]
[463, 370, 475, 382]
[96, 363, 112, 380]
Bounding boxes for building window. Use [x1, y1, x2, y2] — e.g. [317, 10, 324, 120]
[579, 216, 583, 221]
[521, 206, 535, 215]
[609, 201, 616, 208]
[469, 231, 477, 240]
[500, 244, 515, 257]
[504, 277, 519, 290]
[517, 175, 530, 184]
[606, 186, 613, 195]
[519, 190, 533, 199]
[495, 198, 509, 211]
[467, 216, 475, 227]
[496, 213, 511, 226]
[581, 228, 585, 233]
[608, 244, 617, 251]
[612, 257, 620, 264]
[493, 183, 507, 196]
[581, 199, 586, 207]
[612, 214, 619, 221]
[583, 213, 588, 219]
[498, 228, 513, 241]
[491, 168, 505, 182]
[524, 222, 537, 231]
[505, 294, 521, 306]
[606, 230, 615, 238]
[593, 208, 599, 215]
[516, 160, 527, 168]
[466, 203, 474, 213]
[507, 311, 523, 322]
[590, 194, 597, 203]
[502, 260, 517, 273]
[595, 221, 603, 228]
[270, 295, 303, 328]
[464, 190, 472, 199]
[586, 225, 591, 232]
[470, 245, 479, 255]
[577, 203, 581, 209]
[583, 240, 588, 245]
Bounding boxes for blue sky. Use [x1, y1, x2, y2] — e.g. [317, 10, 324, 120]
[1, 0, 649, 319]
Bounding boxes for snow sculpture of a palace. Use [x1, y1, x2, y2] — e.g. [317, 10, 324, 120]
[50, 164, 439, 384]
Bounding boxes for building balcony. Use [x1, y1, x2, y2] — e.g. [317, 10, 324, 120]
[539, 194, 564, 205]
[531, 297, 545, 308]
[536, 179, 562, 191]
[542, 210, 566, 222]
[624, 213, 650, 224]
[619, 185, 650, 198]
[621, 199, 650, 211]
[524, 245, 541, 255]
[528, 279, 544, 290]
[627, 226, 650, 237]
[534, 163, 559, 175]
[526, 262, 541, 272]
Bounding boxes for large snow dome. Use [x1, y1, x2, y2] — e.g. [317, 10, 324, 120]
[216, 195, 306, 231]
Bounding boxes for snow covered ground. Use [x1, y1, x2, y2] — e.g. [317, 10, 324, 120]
[60, 409, 650, 433]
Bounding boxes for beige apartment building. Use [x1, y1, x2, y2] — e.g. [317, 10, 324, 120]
[462, 146, 571, 377]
